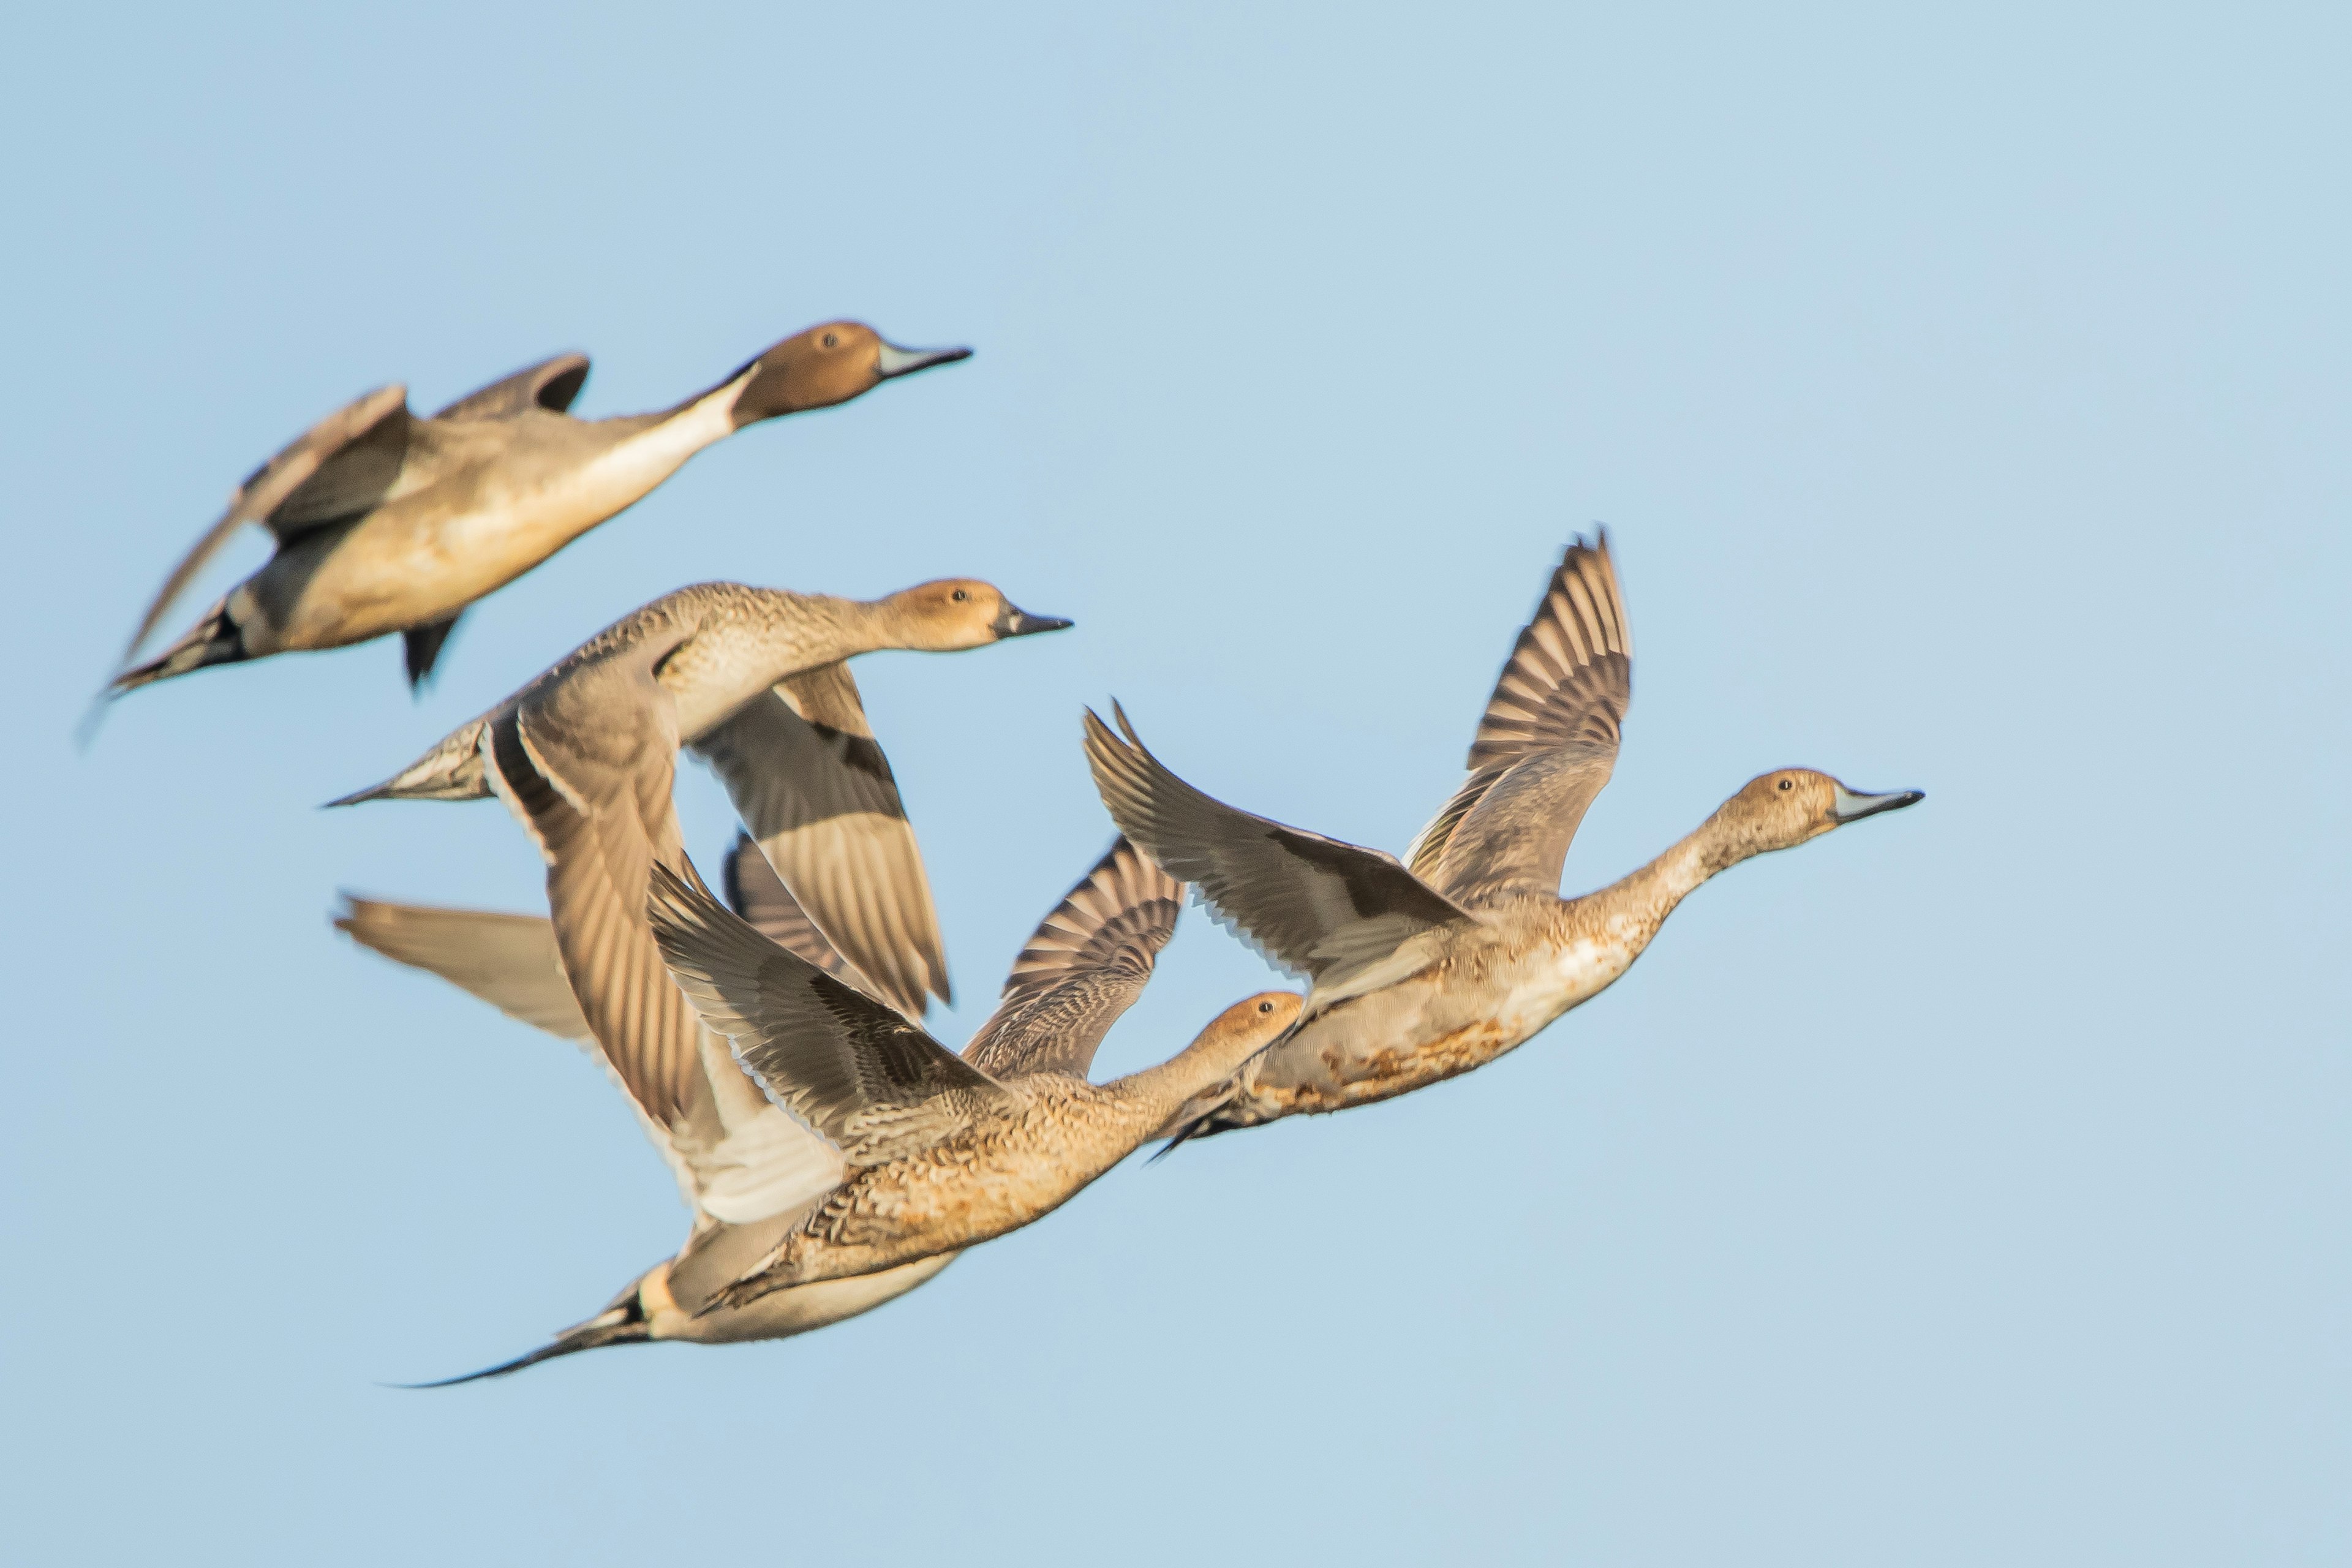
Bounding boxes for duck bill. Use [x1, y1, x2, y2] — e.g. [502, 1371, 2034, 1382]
[994, 603, 1074, 638]
[874, 341, 973, 379]
[1830, 785, 1925, 824]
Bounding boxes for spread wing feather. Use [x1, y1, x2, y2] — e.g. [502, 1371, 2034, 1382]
[649, 864, 1012, 1168]
[964, 838, 1184, 1079]
[1083, 704, 1468, 991]
[692, 664, 950, 1018]
[1411, 533, 1634, 903]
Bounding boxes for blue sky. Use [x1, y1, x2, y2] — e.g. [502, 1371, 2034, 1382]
[2, 3, 2345, 1563]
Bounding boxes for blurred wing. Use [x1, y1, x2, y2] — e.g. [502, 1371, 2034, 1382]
[334, 897, 590, 1039]
[648, 864, 1012, 1167]
[691, 663, 950, 1017]
[484, 645, 710, 1137]
[118, 382, 410, 666]
[1084, 705, 1468, 990]
[332, 894, 843, 1226]
[965, 837, 1185, 1080]
[431, 351, 590, 420]
[1409, 533, 1633, 902]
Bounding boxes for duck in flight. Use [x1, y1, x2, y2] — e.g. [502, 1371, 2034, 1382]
[648, 856, 1300, 1309]
[342, 835, 1189, 1383]
[333, 575, 1071, 1018]
[105, 322, 968, 699]
[1082, 532, 1923, 1145]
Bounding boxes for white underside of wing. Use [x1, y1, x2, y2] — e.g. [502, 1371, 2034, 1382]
[698, 1104, 848, 1224]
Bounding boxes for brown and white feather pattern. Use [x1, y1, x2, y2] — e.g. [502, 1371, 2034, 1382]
[963, 838, 1183, 1079]
[1410, 534, 1634, 901]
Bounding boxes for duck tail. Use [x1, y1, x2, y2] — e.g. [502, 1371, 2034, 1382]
[392, 1295, 652, 1389]
[106, 596, 247, 698]
[324, 717, 492, 807]
[1147, 1097, 1247, 1163]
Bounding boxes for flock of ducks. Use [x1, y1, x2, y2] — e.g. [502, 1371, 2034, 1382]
[106, 320, 1922, 1383]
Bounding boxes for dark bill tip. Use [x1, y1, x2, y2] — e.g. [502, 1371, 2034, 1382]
[1830, 785, 1925, 824]
[995, 605, 1074, 638]
[874, 342, 973, 379]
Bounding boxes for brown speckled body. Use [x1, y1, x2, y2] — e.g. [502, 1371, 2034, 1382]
[760, 1079, 1163, 1287]
[1186, 774, 1909, 1137]
[712, 990, 1302, 1311]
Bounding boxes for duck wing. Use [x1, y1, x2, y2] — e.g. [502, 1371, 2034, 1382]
[484, 643, 710, 1138]
[118, 382, 412, 669]
[1406, 533, 1632, 903]
[331, 891, 847, 1231]
[1084, 704, 1470, 992]
[963, 838, 1184, 1079]
[649, 862, 1014, 1168]
[431, 351, 590, 421]
[720, 831, 887, 998]
[690, 662, 951, 1019]
[334, 897, 590, 1039]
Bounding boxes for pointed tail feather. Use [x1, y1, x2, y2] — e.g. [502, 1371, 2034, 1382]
[391, 1303, 650, 1389]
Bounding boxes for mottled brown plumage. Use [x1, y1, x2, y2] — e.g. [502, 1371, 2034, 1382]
[649, 850, 1298, 1307]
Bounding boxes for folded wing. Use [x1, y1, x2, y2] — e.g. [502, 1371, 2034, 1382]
[431, 352, 590, 421]
[118, 382, 412, 669]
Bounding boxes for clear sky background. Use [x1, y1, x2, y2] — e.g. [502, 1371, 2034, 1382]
[2, 3, 2345, 1563]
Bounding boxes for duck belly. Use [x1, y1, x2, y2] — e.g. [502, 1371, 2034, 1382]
[676, 1251, 959, 1344]
[247, 428, 717, 650]
[1235, 940, 1634, 1122]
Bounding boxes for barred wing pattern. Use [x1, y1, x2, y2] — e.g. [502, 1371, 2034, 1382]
[963, 837, 1183, 1079]
[1408, 533, 1632, 903]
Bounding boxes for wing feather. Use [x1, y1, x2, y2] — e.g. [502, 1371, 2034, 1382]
[1082, 704, 1468, 991]
[964, 838, 1184, 1079]
[1416, 533, 1634, 902]
[648, 863, 1012, 1167]
[691, 665, 950, 1017]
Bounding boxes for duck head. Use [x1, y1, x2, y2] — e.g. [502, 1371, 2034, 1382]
[1710, 769, 1924, 860]
[877, 579, 1074, 650]
[1183, 992, 1307, 1079]
[728, 321, 971, 425]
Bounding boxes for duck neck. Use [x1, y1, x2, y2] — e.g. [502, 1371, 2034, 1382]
[1112, 1032, 1271, 1127]
[1581, 804, 1764, 951]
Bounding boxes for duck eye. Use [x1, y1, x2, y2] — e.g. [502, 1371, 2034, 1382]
[951, 589, 968, 602]
[821, 331, 839, 349]
[1779, 779, 1792, 791]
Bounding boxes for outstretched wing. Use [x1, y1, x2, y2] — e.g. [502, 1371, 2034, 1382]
[431, 352, 590, 421]
[690, 662, 951, 1017]
[118, 382, 411, 668]
[1084, 704, 1469, 993]
[964, 838, 1184, 1079]
[649, 862, 1012, 1167]
[721, 831, 885, 1000]
[1407, 533, 1632, 903]
[334, 898, 591, 1039]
